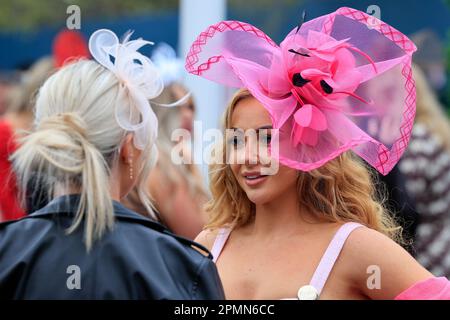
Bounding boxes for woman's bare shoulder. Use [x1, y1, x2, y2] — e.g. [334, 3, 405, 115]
[342, 227, 412, 265]
[339, 226, 432, 299]
[194, 228, 222, 252]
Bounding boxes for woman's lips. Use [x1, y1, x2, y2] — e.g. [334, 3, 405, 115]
[243, 174, 268, 187]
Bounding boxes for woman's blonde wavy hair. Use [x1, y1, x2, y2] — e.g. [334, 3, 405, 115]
[205, 89, 403, 244]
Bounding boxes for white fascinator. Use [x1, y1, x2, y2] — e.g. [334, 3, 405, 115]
[88, 29, 184, 150]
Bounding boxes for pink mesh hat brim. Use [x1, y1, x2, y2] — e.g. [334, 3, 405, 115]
[185, 7, 417, 175]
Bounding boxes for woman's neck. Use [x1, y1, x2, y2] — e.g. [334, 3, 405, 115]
[53, 183, 121, 203]
[248, 187, 318, 239]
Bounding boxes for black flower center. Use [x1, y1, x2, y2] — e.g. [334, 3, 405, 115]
[320, 80, 333, 94]
[292, 73, 310, 87]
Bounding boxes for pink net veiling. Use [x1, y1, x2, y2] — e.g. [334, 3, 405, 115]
[186, 7, 417, 175]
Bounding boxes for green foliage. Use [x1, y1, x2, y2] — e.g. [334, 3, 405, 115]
[229, 0, 299, 10]
[0, 0, 178, 31]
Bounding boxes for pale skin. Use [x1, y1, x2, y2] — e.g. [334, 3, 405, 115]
[3, 111, 34, 134]
[145, 86, 207, 239]
[111, 133, 143, 202]
[195, 97, 433, 300]
[146, 164, 207, 239]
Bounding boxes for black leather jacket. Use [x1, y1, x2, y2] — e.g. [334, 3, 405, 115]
[0, 194, 225, 299]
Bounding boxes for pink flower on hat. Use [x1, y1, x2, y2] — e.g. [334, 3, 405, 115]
[269, 30, 374, 147]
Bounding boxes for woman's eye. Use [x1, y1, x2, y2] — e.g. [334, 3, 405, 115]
[228, 136, 244, 148]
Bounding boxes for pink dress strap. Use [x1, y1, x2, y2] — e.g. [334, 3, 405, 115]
[211, 228, 232, 263]
[309, 222, 364, 295]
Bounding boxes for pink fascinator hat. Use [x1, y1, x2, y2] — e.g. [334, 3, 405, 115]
[185, 7, 417, 175]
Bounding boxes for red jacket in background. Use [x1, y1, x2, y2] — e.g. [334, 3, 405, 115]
[0, 120, 25, 221]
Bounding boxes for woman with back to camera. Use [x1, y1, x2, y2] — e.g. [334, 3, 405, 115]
[187, 8, 450, 299]
[0, 29, 224, 299]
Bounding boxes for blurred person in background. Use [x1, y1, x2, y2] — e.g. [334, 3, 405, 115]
[398, 64, 450, 277]
[0, 56, 54, 221]
[123, 43, 208, 240]
[0, 74, 16, 115]
[0, 29, 90, 222]
[52, 29, 90, 69]
[411, 30, 447, 95]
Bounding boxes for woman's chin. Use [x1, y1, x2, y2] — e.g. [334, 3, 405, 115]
[245, 190, 272, 206]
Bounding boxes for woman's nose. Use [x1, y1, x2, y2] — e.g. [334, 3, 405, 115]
[244, 133, 259, 165]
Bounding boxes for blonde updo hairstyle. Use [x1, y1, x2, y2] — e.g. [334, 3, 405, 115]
[11, 59, 158, 250]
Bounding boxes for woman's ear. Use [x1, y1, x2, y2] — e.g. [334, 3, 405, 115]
[120, 133, 135, 165]
[115, 133, 143, 199]
[120, 134, 142, 165]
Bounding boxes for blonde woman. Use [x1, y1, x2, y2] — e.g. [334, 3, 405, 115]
[0, 29, 224, 299]
[197, 89, 439, 299]
[188, 8, 450, 299]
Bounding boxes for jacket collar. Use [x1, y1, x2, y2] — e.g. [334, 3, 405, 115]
[30, 194, 166, 232]
[26, 194, 213, 258]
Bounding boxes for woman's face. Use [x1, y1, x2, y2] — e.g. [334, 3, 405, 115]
[179, 104, 194, 132]
[228, 96, 299, 205]
[171, 84, 194, 133]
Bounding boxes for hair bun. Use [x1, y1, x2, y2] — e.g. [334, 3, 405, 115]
[38, 112, 88, 140]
